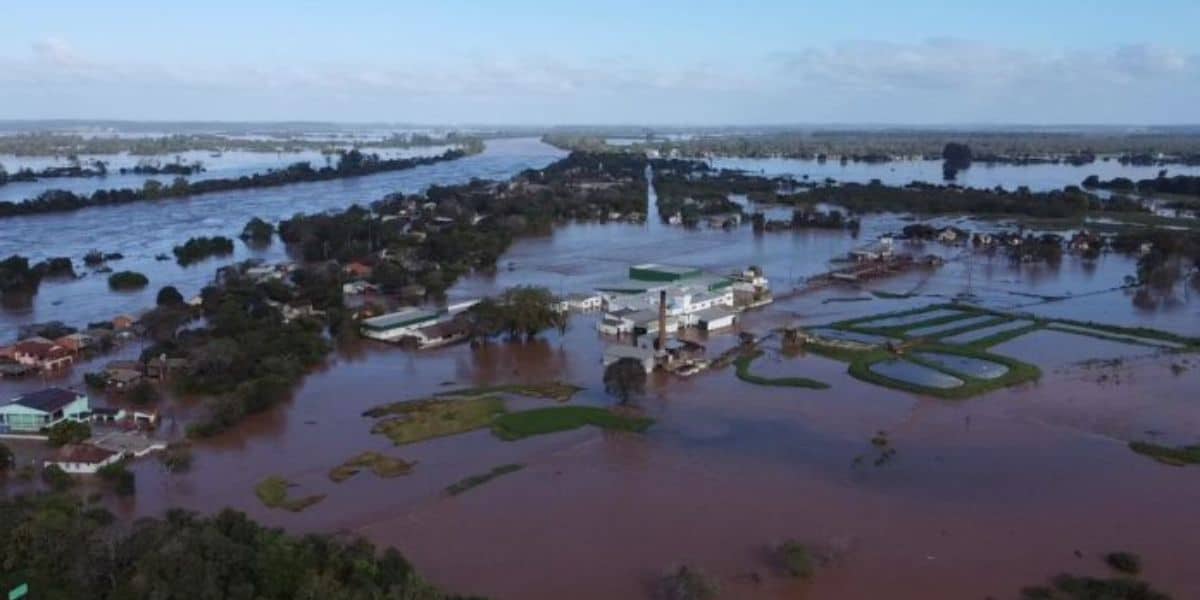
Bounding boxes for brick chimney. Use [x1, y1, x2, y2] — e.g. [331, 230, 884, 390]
[657, 289, 667, 351]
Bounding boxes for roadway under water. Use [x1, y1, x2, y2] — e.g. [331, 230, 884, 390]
[2, 140, 1199, 599]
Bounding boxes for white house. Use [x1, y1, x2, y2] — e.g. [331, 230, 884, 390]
[556, 293, 603, 313]
[603, 344, 657, 373]
[0, 388, 90, 433]
[598, 309, 638, 335]
[360, 308, 442, 342]
[695, 307, 737, 331]
[45, 444, 121, 475]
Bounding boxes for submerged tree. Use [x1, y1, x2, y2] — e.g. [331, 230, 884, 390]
[604, 357, 647, 406]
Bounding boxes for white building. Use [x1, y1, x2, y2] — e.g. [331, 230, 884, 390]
[555, 293, 603, 313]
[45, 444, 121, 475]
[360, 308, 442, 342]
[0, 388, 89, 433]
[603, 344, 657, 373]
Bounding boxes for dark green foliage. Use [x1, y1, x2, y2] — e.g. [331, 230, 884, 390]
[40, 464, 74, 491]
[156, 285, 185, 306]
[107, 270, 149, 290]
[173, 236, 235, 265]
[1128, 441, 1200, 466]
[181, 276, 331, 437]
[127, 380, 160, 406]
[777, 540, 815, 579]
[0, 442, 11, 471]
[0, 494, 463, 599]
[97, 462, 136, 496]
[657, 565, 719, 600]
[159, 442, 193, 474]
[1105, 552, 1142, 575]
[240, 217, 275, 244]
[46, 421, 91, 447]
[1020, 573, 1170, 600]
[0, 149, 469, 218]
[465, 286, 566, 340]
[0, 254, 43, 296]
[604, 357, 648, 405]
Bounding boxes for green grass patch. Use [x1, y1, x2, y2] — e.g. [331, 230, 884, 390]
[491, 406, 654, 441]
[254, 476, 325, 512]
[1044, 320, 1199, 350]
[733, 350, 829, 389]
[777, 540, 816, 579]
[444, 463, 524, 496]
[329, 451, 415, 482]
[1129, 441, 1200, 466]
[366, 396, 507, 445]
[434, 381, 583, 402]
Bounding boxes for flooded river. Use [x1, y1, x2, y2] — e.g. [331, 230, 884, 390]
[2, 138, 1200, 599]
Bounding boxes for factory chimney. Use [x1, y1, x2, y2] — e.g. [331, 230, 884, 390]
[657, 289, 667, 351]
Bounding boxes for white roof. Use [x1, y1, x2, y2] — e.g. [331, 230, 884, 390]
[604, 345, 656, 361]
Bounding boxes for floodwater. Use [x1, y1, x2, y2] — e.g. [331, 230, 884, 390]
[4, 137, 1200, 599]
[711, 155, 1200, 192]
[0, 146, 454, 202]
[912, 352, 1009, 379]
[0, 138, 564, 340]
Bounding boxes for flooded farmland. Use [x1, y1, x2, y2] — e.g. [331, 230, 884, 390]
[3, 138, 1200, 599]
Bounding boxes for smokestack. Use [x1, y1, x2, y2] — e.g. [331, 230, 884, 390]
[657, 289, 667, 351]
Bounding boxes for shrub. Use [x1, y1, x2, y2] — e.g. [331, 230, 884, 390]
[658, 565, 719, 600]
[41, 464, 75, 491]
[46, 421, 91, 447]
[127, 380, 160, 406]
[108, 270, 149, 290]
[156, 285, 184, 306]
[1105, 552, 1141, 575]
[778, 540, 815, 579]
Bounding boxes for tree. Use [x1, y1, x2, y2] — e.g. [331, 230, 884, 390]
[160, 442, 194, 474]
[108, 270, 149, 290]
[604, 357, 647, 405]
[156, 285, 184, 307]
[46, 421, 90, 447]
[127, 380, 160, 406]
[0, 442, 11, 471]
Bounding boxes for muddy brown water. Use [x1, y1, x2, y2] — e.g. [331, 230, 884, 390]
[3, 141, 1200, 598]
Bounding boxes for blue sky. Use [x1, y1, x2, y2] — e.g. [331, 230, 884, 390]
[2, 1, 1198, 124]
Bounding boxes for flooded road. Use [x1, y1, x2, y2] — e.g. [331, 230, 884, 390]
[3, 138, 1200, 599]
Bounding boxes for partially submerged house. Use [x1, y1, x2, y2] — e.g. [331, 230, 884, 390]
[45, 444, 121, 475]
[11, 338, 74, 371]
[0, 388, 90, 433]
[602, 344, 657, 374]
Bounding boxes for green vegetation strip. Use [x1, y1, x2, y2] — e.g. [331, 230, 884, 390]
[733, 351, 830, 389]
[491, 406, 654, 441]
[329, 451, 415, 482]
[366, 396, 506, 445]
[1129, 441, 1200, 466]
[254, 476, 325, 512]
[965, 323, 1044, 349]
[434, 381, 583, 402]
[445, 464, 525, 496]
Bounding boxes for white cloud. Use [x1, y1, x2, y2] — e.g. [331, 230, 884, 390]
[0, 36, 1197, 123]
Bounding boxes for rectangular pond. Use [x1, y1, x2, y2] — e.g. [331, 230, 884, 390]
[912, 352, 1009, 380]
[904, 315, 999, 338]
[809, 328, 896, 345]
[1046, 323, 1186, 350]
[852, 308, 964, 329]
[868, 359, 964, 389]
[942, 320, 1034, 345]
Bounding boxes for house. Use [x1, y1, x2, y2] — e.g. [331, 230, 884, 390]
[104, 362, 143, 389]
[342, 280, 377, 296]
[598, 309, 638, 336]
[112, 315, 137, 330]
[404, 319, 471, 349]
[54, 332, 94, 353]
[0, 388, 90, 432]
[360, 308, 442, 342]
[12, 338, 74, 371]
[555, 293, 603, 313]
[603, 344, 657, 373]
[695, 307, 737, 331]
[936, 227, 965, 243]
[144, 356, 188, 381]
[45, 444, 121, 475]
